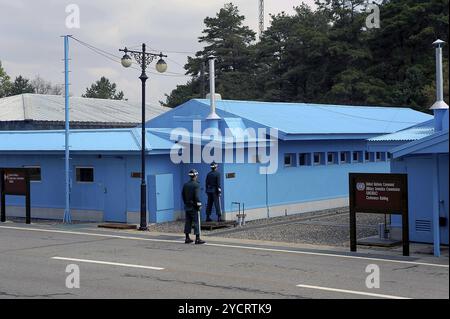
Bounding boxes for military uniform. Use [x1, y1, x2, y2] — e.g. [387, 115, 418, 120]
[182, 179, 202, 237]
[205, 168, 222, 221]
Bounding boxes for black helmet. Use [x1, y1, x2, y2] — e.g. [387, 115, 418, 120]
[210, 161, 218, 169]
[188, 169, 199, 177]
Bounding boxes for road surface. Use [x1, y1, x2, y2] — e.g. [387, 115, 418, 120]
[0, 223, 448, 299]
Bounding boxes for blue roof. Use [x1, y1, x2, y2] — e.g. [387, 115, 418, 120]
[0, 128, 178, 153]
[193, 99, 432, 135]
[391, 130, 449, 158]
[368, 120, 435, 142]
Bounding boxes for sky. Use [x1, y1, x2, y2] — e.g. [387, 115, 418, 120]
[0, 0, 316, 106]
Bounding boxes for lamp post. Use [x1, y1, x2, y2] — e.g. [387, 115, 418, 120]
[119, 44, 167, 231]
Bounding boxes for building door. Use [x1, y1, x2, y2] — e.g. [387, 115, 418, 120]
[148, 174, 174, 223]
[103, 159, 127, 222]
[407, 158, 433, 243]
[439, 154, 449, 245]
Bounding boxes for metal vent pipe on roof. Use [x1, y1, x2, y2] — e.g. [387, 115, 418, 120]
[430, 39, 449, 132]
[206, 56, 221, 123]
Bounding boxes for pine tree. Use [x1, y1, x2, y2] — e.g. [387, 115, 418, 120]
[82, 76, 124, 100]
[9, 75, 34, 96]
[162, 3, 257, 107]
[0, 61, 12, 97]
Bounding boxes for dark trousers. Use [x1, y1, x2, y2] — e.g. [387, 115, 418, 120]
[206, 192, 221, 217]
[184, 210, 200, 235]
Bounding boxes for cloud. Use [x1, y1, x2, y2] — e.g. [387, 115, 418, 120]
[0, 0, 315, 105]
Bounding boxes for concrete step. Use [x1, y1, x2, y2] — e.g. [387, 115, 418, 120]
[98, 223, 137, 230]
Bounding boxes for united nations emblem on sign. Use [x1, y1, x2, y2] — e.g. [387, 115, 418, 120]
[356, 182, 365, 191]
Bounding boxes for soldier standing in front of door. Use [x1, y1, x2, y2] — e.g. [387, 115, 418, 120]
[206, 161, 222, 222]
[182, 169, 205, 244]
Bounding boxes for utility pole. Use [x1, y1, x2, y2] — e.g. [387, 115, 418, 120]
[63, 35, 72, 224]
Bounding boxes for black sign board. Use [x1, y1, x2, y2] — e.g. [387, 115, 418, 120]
[1, 168, 31, 224]
[349, 173, 409, 256]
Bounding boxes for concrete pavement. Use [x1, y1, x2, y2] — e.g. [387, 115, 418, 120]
[0, 221, 448, 299]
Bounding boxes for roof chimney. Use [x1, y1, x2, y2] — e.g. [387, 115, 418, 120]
[430, 40, 449, 131]
[206, 56, 221, 126]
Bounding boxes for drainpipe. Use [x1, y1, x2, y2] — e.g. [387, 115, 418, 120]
[430, 39, 449, 132]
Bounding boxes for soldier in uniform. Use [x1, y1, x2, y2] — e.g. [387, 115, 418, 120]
[182, 169, 205, 244]
[205, 161, 222, 222]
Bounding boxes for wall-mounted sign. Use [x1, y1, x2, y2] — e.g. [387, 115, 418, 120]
[349, 173, 409, 256]
[226, 173, 236, 179]
[1, 168, 31, 224]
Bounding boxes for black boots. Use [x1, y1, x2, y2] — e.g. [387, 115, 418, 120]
[195, 235, 205, 245]
[185, 234, 205, 245]
[185, 234, 193, 244]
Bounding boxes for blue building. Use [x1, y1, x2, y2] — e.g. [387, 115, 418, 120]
[368, 40, 449, 256]
[0, 97, 430, 224]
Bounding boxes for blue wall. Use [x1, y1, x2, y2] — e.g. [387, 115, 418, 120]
[222, 140, 390, 213]
[0, 153, 182, 222]
[391, 154, 449, 245]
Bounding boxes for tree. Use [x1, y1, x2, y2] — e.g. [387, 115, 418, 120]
[365, 0, 449, 111]
[9, 75, 34, 96]
[31, 76, 63, 95]
[82, 76, 124, 100]
[255, 5, 331, 102]
[161, 1, 448, 110]
[0, 61, 12, 97]
[162, 3, 257, 107]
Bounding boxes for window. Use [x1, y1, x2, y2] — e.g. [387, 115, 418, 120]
[298, 153, 310, 166]
[365, 151, 371, 161]
[76, 167, 94, 183]
[352, 151, 360, 163]
[376, 152, 382, 161]
[387, 152, 392, 160]
[284, 154, 294, 167]
[313, 152, 322, 165]
[23, 166, 41, 182]
[327, 152, 336, 165]
[340, 152, 349, 164]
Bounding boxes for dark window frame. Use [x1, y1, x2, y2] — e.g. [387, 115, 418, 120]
[23, 165, 41, 182]
[313, 152, 323, 165]
[340, 152, 349, 164]
[352, 151, 360, 163]
[284, 154, 294, 167]
[75, 167, 95, 183]
[298, 153, 310, 166]
[327, 152, 336, 165]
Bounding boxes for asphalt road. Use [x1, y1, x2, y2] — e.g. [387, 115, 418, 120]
[0, 223, 448, 299]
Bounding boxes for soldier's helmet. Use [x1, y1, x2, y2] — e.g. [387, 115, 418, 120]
[210, 161, 218, 169]
[188, 169, 199, 178]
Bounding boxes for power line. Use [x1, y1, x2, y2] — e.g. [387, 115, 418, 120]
[69, 36, 190, 78]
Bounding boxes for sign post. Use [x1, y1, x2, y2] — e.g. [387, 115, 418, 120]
[0, 168, 31, 224]
[349, 173, 409, 256]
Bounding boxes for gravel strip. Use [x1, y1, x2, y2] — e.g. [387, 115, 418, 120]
[147, 207, 386, 246]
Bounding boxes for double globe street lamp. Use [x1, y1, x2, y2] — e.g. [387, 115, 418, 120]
[119, 44, 168, 230]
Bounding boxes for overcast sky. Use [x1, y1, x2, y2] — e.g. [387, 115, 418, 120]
[0, 0, 316, 106]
